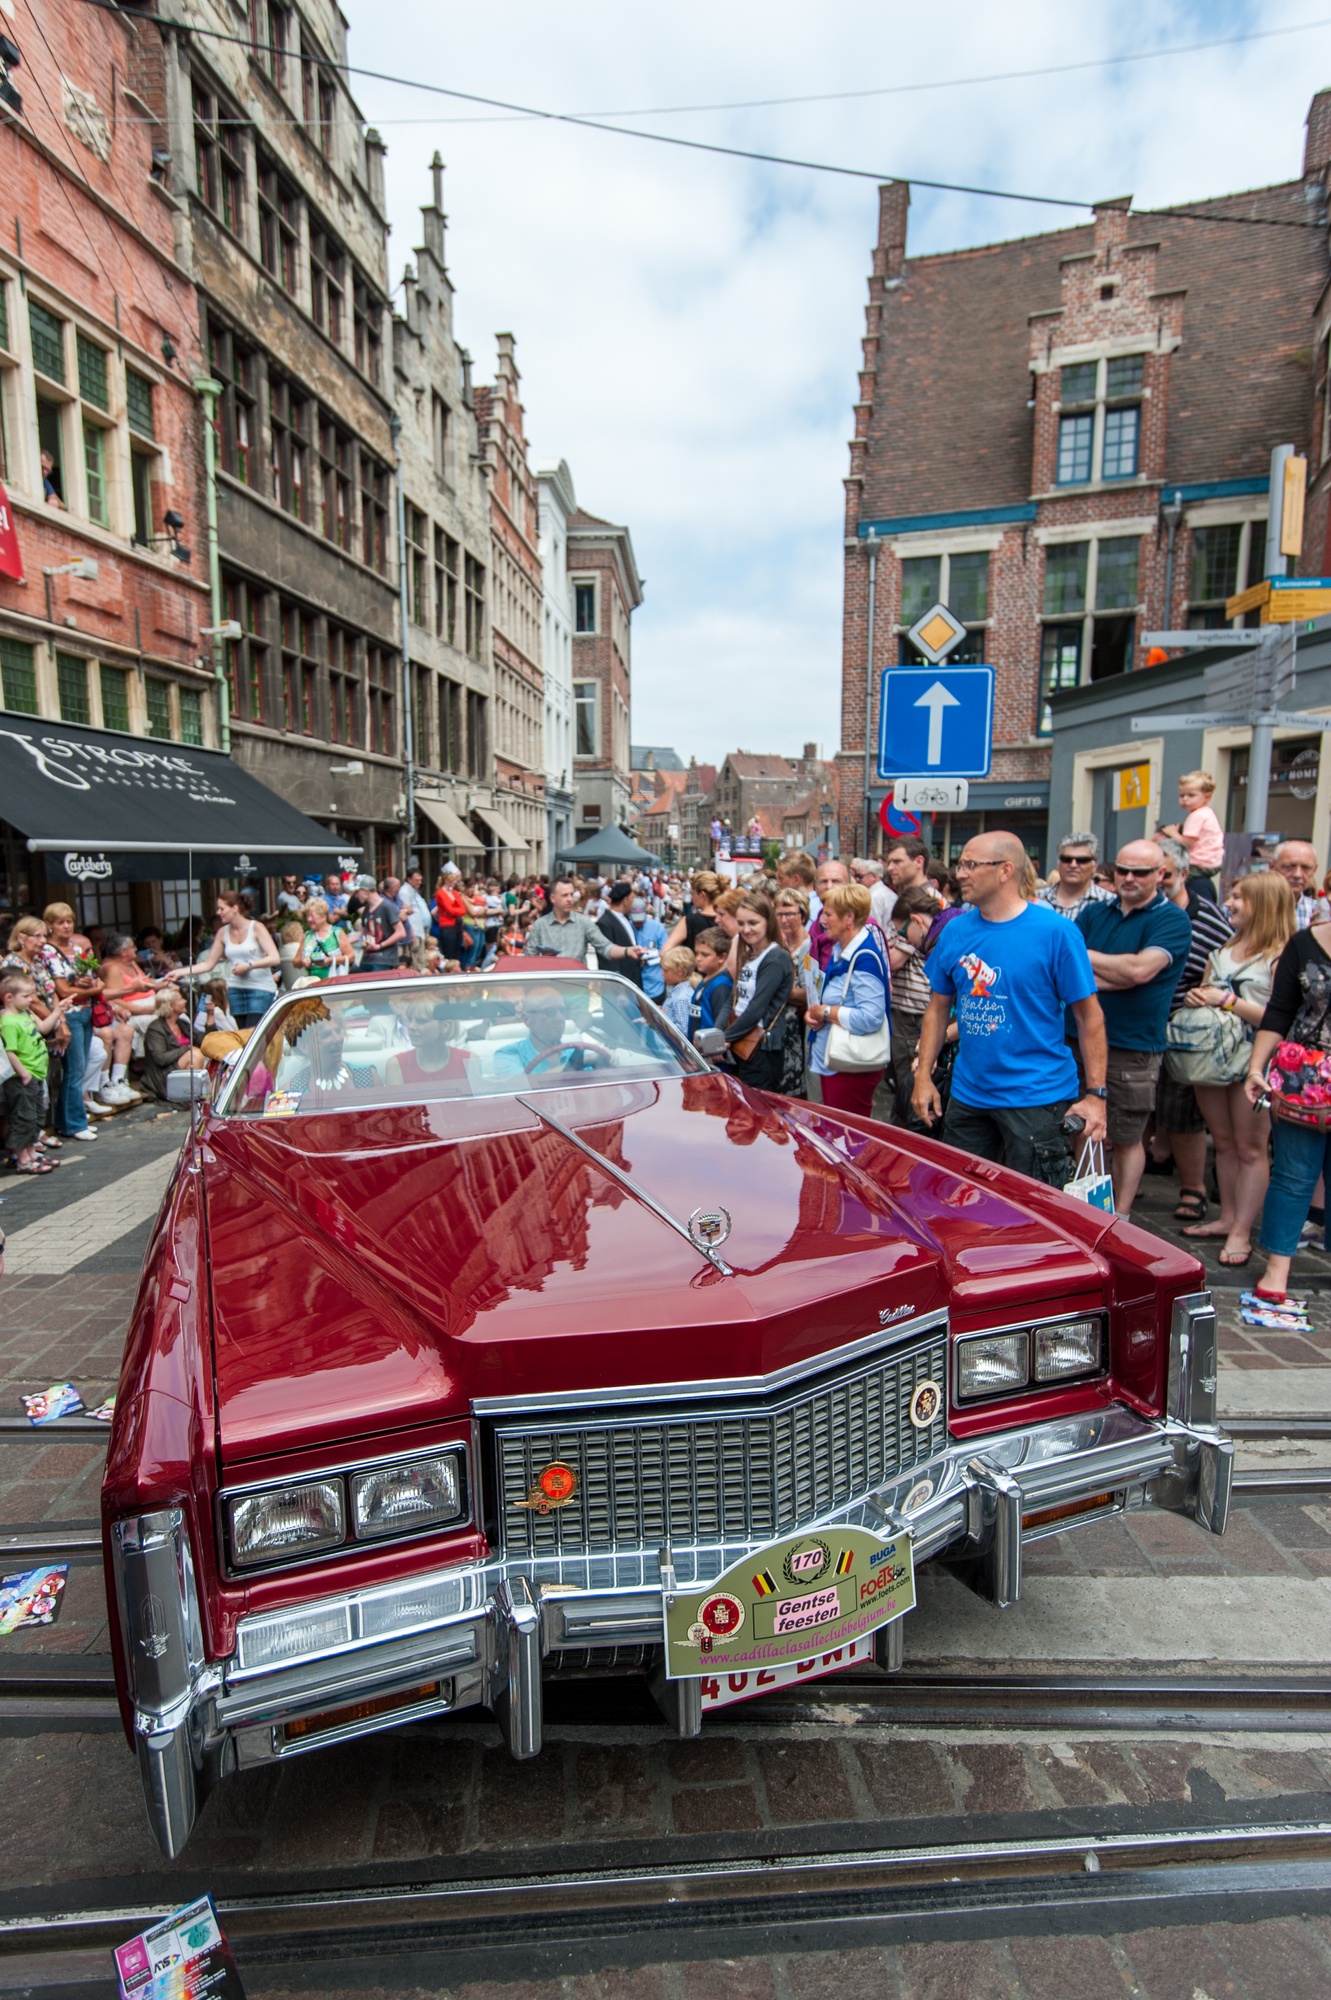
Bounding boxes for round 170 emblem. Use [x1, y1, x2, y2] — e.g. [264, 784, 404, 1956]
[781, 1537, 831, 1588]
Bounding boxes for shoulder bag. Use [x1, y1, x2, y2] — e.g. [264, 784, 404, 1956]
[1163, 952, 1259, 1087]
[825, 944, 891, 1074]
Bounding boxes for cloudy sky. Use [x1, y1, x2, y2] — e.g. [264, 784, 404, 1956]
[343, 0, 1331, 769]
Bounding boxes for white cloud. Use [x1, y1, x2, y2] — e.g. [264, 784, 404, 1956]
[345, 0, 1330, 766]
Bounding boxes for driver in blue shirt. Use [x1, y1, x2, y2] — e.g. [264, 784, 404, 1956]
[493, 985, 607, 1076]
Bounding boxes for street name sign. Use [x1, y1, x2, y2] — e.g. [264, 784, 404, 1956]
[878, 665, 994, 780]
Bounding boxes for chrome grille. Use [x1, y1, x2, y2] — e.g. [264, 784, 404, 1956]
[494, 1330, 948, 1560]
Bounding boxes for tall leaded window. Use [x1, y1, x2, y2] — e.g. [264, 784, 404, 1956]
[1055, 354, 1143, 485]
[258, 156, 299, 292]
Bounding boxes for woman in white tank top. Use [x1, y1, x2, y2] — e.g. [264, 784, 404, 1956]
[177, 890, 280, 1026]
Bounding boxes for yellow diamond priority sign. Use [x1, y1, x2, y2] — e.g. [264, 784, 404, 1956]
[907, 600, 968, 664]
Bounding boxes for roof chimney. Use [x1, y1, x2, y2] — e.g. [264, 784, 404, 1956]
[1306, 88, 1331, 177]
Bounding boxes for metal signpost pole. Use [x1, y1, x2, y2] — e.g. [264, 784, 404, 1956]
[863, 530, 878, 856]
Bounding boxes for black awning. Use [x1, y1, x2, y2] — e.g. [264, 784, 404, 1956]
[0, 714, 361, 881]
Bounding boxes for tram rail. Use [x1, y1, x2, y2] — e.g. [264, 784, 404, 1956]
[2, 1818, 1331, 1991]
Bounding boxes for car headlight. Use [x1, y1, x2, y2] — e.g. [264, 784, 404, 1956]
[350, 1453, 465, 1541]
[1034, 1318, 1101, 1382]
[229, 1480, 345, 1568]
[956, 1333, 1028, 1400]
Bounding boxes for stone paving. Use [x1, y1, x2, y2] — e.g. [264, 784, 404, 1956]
[249, 1918, 1331, 2000]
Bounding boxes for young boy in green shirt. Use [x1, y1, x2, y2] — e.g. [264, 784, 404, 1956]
[1, 972, 70, 1176]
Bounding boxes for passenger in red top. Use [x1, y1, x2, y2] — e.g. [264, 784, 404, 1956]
[385, 1000, 475, 1092]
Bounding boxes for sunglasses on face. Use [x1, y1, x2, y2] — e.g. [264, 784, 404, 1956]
[1115, 865, 1158, 878]
[1058, 854, 1093, 866]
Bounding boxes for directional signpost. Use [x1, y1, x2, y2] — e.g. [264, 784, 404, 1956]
[878, 665, 994, 780]
[878, 601, 994, 801]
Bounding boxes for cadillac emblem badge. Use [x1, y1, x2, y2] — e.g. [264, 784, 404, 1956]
[687, 1206, 732, 1251]
[517, 1461, 578, 1513]
[908, 1381, 942, 1430]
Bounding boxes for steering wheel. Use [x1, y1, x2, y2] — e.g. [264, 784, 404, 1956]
[523, 1039, 611, 1074]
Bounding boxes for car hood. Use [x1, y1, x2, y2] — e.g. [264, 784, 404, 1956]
[202, 1074, 1109, 1461]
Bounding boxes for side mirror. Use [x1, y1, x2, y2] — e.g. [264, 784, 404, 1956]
[693, 1027, 727, 1060]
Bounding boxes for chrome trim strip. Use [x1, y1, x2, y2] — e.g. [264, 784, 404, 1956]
[516, 1093, 734, 1277]
[471, 1308, 949, 1413]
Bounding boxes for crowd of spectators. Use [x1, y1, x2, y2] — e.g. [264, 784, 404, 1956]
[10, 809, 1331, 1309]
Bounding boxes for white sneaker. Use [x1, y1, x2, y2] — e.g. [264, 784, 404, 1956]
[97, 1083, 138, 1107]
[69, 1128, 98, 1141]
[83, 1097, 115, 1117]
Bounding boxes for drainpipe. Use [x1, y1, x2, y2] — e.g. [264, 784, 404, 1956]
[862, 529, 879, 855]
[391, 413, 415, 868]
[192, 376, 228, 752]
[1160, 488, 1184, 637]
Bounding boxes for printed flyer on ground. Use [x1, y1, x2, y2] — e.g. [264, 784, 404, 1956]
[114, 1895, 246, 2000]
[663, 1525, 914, 1679]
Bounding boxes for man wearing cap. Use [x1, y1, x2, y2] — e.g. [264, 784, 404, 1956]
[356, 877, 406, 972]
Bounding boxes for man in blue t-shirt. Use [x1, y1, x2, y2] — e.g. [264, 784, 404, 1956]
[913, 832, 1107, 1186]
[1074, 839, 1192, 1219]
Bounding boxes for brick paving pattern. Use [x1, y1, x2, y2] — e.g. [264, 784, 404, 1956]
[246, 1919, 1331, 2000]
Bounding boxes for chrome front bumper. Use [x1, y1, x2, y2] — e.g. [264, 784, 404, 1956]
[114, 1295, 1231, 1858]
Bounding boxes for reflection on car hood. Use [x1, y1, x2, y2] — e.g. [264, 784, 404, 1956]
[203, 1073, 1108, 1460]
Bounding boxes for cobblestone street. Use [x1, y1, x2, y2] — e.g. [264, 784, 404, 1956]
[2, 1109, 1331, 1995]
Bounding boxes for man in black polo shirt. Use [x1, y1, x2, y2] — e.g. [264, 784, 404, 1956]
[1075, 840, 1192, 1220]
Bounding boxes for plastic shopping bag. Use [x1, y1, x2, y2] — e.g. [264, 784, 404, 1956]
[1064, 1138, 1114, 1212]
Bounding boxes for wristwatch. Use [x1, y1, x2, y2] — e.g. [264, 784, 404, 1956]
[1087, 1086, 1108, 1099]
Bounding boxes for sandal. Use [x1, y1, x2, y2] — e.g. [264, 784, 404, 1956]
[1174, 1190, 1208, 1223]
[13, 1161, 55, 1176]
[1219, 1246, 1252, 1267]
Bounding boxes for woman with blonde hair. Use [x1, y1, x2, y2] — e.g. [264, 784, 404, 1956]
[294, 898, 353, 981]
[805, 881, 890, 1117]
[665, 870, 724, 954]
[1181, 870, 1296, 1266]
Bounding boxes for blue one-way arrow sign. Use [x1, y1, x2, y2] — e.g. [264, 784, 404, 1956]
[877, 664, 994, 780]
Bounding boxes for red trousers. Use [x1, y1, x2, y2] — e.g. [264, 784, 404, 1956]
[818, 1069, 881, 1119]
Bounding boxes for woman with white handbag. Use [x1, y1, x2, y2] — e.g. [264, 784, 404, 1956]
[805, 882, 890, 1117]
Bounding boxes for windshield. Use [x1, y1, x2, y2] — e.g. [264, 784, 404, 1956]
[218, 973, 705, 1117]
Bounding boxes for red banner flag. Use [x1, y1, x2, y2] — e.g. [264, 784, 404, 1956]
[0, 479, 24, 583]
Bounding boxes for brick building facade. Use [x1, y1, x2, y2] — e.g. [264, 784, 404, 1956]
[475, 334, 544, 871]
[708, 746, 826, 841]
[0, 0, 211, 922]
[393, 155, 494, 875]
[569, 505, 642, 837]
[839, 95, 1331, 864]
[160, 0, 405, 875]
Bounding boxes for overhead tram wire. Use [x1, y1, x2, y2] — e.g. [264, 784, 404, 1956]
[78, 0, 1327, 229]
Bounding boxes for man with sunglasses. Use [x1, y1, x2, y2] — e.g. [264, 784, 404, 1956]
[1075, 840, 1192, 1219]
[1039, 833, 1113, 921]
[913, 831, 1107, 1182]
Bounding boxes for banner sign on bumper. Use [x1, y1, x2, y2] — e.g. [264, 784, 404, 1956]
[663, 1524, 913, 1679]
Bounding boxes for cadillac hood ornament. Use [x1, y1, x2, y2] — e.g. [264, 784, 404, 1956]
[687, 1206, 732, 1252]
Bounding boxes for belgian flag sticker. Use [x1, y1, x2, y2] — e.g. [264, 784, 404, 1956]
[752, 1569, 778, 1597]
[834, 1548, 855, 1577]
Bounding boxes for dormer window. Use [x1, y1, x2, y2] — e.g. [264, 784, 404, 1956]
[1055, 353, 1143, 486]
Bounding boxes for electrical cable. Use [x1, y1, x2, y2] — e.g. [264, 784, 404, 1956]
[75, 0, 1327, 227]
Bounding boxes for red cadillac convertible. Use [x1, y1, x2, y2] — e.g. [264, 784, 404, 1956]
[103, 964, 1231, 1856]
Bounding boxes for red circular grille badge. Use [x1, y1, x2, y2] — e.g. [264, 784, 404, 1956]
[519, 1461, 579, 1513]
[537, 1462, 576, 1506]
